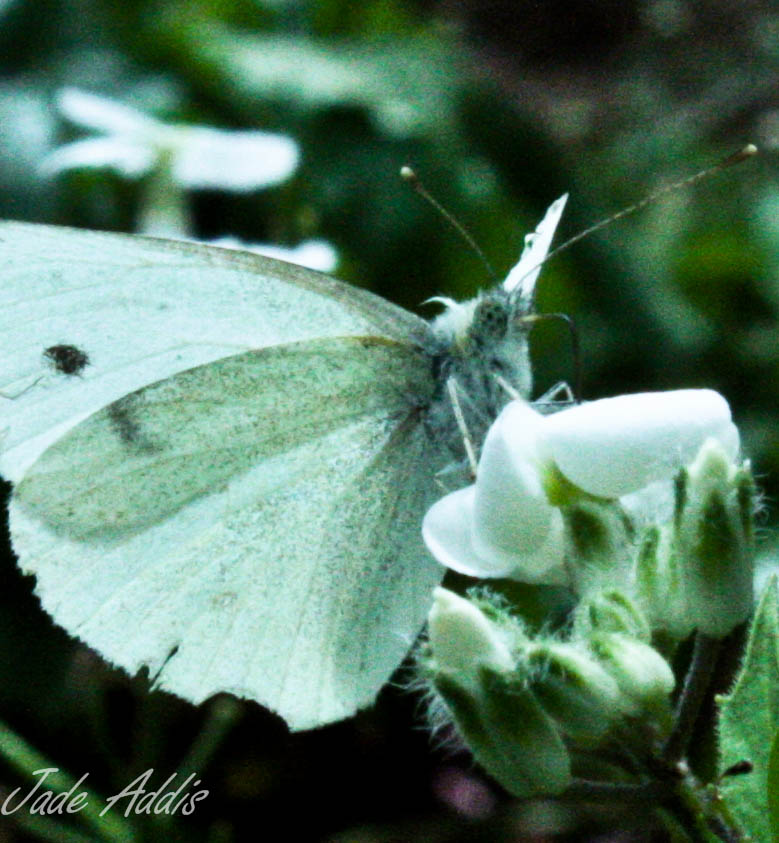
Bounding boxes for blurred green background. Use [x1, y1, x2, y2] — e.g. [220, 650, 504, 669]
[0, 0, 777, 840]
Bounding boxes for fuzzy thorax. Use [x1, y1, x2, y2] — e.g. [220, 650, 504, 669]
[423, 289, 534, 455]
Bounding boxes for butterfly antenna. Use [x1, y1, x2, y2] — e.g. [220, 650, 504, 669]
[546, 144, 758, 265]
[401, 166, 497, 281]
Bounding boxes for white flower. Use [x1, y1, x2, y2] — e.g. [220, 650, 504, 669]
[422, 389, 739, 583]
[41, 88, 300, 191]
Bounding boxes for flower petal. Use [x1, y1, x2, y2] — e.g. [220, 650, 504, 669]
[40, 137, 155, 178]
[542, 389, 738, 499]
[57, 88, 158, 136]
[422, 483, 567, 584]
[172, 128, 299, 190]
[473, 401, 558, 561]
[423, 486, 516, 578]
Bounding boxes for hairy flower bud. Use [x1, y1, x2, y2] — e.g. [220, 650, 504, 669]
[525, 640, 622, 742]
[675, 439, 755, 637]
[433, 668, 572, 798]
[589, 632, 675, 718]
[574, 589, 651, 641]
[426, 589, 571, 797]
[428, 587, 514, 677]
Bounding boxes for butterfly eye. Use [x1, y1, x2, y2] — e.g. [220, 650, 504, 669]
[470, 297, 509, 346]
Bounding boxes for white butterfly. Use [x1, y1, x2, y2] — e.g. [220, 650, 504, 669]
[0, 194, 567, 731]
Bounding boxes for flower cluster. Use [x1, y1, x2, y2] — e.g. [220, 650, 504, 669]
[422, 587, 676, 798]
[420, 319, 756, 798]
[423, 389, 739, 585]
[412, 196, 763, 809]
[423, 385, 754, 632]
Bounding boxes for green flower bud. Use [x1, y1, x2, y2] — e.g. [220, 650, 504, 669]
[574, 589, 651, 641]
[635, 523, 694, 641]
[525, 640, 622, 742]
[675, 439, 755, 637]
[426, 588, 571, 797]
[562, 500, 633, 596]
[589, 632, 675, 718]
[433, 668, 572, 798]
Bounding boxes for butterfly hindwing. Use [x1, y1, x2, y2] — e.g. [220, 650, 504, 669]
[10, 335, 445, 730]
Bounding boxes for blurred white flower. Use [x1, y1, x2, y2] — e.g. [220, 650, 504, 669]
[209, 236, 338, 272]
[422, 389, 739, 584]
[41, 88, 299, 191]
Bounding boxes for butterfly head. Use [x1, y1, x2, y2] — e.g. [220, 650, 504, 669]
[424, 286, 534, 455]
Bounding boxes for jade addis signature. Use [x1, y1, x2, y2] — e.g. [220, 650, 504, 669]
[2, 767, 209, 818]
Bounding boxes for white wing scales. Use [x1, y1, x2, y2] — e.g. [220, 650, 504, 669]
[0, 222, 425, 481]
[10, 336, 445, 730]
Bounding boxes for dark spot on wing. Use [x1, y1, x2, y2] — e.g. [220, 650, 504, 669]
[107, 395, 162, 454]
[108, 399, 143, 444]
[43, 344, 90, 376]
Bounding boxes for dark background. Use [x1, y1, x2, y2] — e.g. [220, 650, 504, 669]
[0, 0, 777, 839]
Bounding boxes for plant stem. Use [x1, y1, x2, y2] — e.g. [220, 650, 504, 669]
[0, 718, 136, 841]
[662, 633, 722, 764]
[562, 778, 672, 805]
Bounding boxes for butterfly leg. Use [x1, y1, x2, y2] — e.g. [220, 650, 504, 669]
[446, 376, 478, 479]
[533, 380, 576, 413]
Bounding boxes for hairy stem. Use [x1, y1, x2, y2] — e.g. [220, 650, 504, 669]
[663, 633, 722, 764]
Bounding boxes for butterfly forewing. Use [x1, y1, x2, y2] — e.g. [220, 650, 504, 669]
[0, 222, 426, 482]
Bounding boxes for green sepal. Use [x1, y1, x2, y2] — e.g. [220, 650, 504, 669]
[636, 524, 693, 641]
[525, 642, 621, 742]
[575, 588, 651, 641]
[563, 500, 633, 596]
[433, 667, 571, 798]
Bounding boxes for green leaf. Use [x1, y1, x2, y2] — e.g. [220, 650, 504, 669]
[768, 730, 779, 843]
[717, 576, 779, 841]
